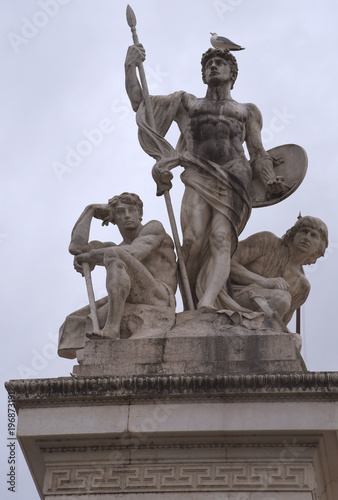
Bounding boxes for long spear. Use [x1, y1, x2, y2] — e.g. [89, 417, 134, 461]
[126, 5, 194, 311]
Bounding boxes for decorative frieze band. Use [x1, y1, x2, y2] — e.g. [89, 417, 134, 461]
[5, 372, 338, 409]
[44, 462, 315, 494]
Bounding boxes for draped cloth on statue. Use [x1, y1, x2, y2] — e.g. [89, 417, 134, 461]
[135, 91, 252, 310]
[180, 154, 252, 309]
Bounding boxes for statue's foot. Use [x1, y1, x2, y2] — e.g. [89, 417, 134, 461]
[86, 329, 119, 340]
[197, 298, 216, 310]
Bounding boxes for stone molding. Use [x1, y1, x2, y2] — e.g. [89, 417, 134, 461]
[43, 462, 316, 495]
[6, 371, 338, 409]
[40, 442, 318, 454]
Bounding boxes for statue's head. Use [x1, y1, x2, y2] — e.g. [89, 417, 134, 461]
[108, 192, 143, 225]
[201, 48, 238, 89]
[282, 216, 328, 264]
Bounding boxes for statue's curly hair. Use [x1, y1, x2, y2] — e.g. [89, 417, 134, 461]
[281, 216, 328, 264]
[201, 48, 238, 89]
[108, 192, 143, 224]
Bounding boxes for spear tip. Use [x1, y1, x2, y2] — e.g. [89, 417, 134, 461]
[126, 5, 137, 27]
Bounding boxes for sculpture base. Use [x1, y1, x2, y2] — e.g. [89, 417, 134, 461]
[6, 372, 338, 499]
[73, 310, 305, 377]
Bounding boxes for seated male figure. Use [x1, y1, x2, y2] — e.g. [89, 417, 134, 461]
[69, 192, 177, 339]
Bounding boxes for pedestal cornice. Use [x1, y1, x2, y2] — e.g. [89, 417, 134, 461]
[6, 371, 338, 409]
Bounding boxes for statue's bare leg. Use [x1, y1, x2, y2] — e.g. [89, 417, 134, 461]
[235, 286, 292, 320]
[101, 254, 131, 338]
[181, 186, 211, 306]
[197, 210, 232, 309]
[98, 247, 169, 338]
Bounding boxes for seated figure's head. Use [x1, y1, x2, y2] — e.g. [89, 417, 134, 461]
[201, 48, 238, 89]
[282, 215, 328, 264]
[108, 192, 143, 225]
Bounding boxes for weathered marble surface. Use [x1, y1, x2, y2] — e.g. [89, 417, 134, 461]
[57, 28, 328, 366]
[125, 44, 303, 313]
[59, 300, 176, 359]
[60, 215, 328, 360]
[6, 372, 338, 499]
[73, 309, 305, 377]
[60, 49, 324, 352]
[59, 192, 177, 353]
[231, 215, 328, 325]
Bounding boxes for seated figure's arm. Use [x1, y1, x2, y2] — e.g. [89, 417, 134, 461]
[245, 103, 286, 195]
[69, 204, 113, 255]
[231, 261, 288, 291]
[69, 204, 115, 275]
[231, 259, 268, 288]
[231, 232, 289, 290]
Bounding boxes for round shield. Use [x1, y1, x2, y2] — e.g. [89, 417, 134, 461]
[249, 144, 308, 208]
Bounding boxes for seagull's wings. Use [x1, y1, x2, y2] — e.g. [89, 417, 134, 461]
[214, 35, 235, 45]
[210, 32, 245, 51]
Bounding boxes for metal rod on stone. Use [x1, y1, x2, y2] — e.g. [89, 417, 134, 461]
[126, 5, 194, 311]
[296, 306, 301, 334]
[82, 262, 100, 331]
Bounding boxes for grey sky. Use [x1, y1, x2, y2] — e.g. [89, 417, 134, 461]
[2, 1, 338, 498]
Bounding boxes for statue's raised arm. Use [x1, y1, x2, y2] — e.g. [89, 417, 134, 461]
[125, 44, 146, 112]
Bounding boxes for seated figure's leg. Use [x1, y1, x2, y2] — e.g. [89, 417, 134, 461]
[103, 251, 131, 338]
[181, 186, 211, 306]
[101, 247, 170, 338]
[235, 286, 292, 322]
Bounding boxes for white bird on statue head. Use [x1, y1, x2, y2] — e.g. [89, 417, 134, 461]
[210, 32, 245, 51]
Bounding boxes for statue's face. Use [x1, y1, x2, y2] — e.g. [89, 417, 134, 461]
[204, 56, 232, 86]
[114, 202, 141, 230]
[292, 226, 321, 260]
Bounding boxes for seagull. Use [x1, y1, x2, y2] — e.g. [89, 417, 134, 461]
[210, 32, 245, 51]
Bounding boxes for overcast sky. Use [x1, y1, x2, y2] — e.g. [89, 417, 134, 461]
[2, 1, 338, 498]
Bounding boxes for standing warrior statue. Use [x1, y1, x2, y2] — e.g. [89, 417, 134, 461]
[125, 41, 290, 311]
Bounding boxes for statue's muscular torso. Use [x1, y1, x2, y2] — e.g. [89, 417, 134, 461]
[175, 93, 252, 166]
[118, 221, 177, 294]
[142, 231, 177, 293]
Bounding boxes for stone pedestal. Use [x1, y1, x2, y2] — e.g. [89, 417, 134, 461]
[6, 372, 338, 499]
[7, 311, 338, 499]
[73, 310, 305, 377]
